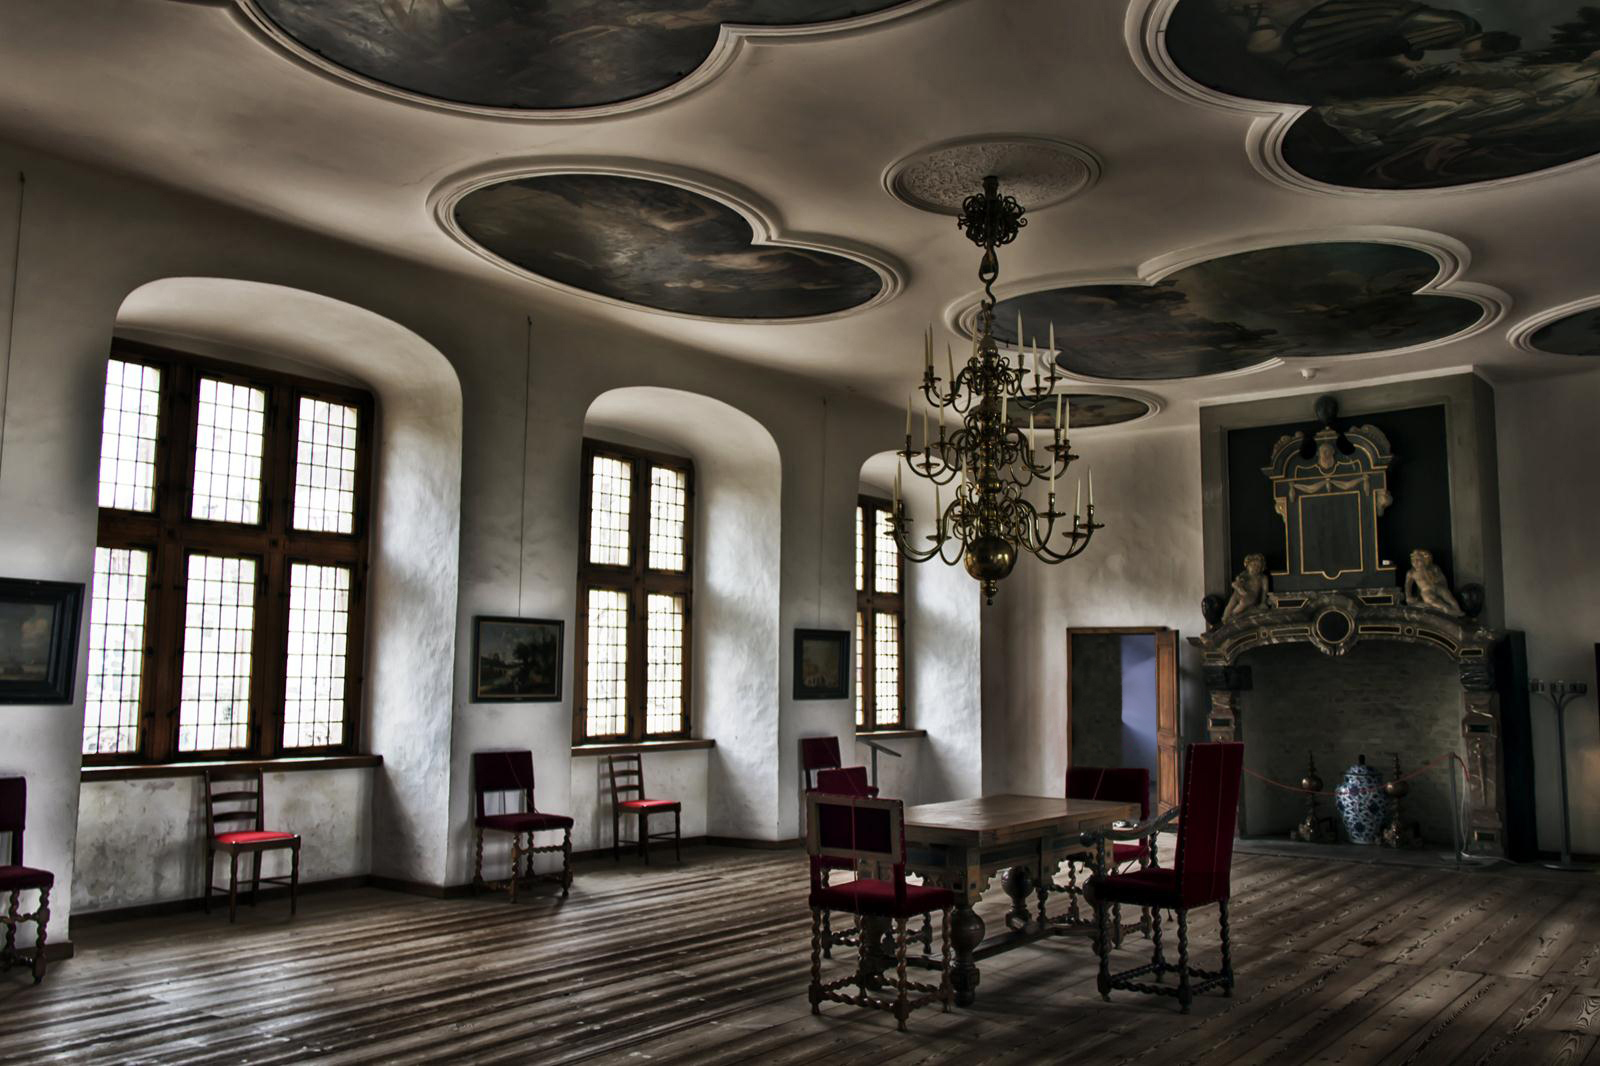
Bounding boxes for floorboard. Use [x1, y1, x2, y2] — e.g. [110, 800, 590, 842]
[0, 847, 1595, 1065]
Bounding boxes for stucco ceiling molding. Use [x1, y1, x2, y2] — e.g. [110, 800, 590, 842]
[431, 158, 905, 324]
[1507, 295, 1600, 356]
[883, 134, 1101, 216]
[231, 0, 947, 122]
[1125, 0, 1600, 199]
[947, 226, 1508, 386]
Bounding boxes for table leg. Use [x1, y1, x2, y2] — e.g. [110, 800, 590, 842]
[857, 914, 894, 990]
[950, 903, 985, 1006]
[1001, 865, 1034, 932]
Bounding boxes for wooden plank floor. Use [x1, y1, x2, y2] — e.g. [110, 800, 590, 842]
[2, 847, 1597, 1065]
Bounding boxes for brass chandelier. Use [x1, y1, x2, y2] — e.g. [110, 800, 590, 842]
[893, 175, 1101, 605]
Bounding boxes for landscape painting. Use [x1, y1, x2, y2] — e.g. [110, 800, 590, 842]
[1165, 1, 1600, 189]
[454, 174, 882, 319]
[990, 242, 1482, 380]
[254, 0, 913, 110]
[474, 616, 562, 702]
[1530, 306, 1600, 355]
[793, 628, 848, 700]
[0, 577, 83, 704]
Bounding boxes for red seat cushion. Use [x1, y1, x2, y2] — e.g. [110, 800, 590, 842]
[618, 799, 679, 811]
[1090, 867, 1180, 909]
[1112, 840, 1147, 866]
[214, 830, 298, 847]
[811, 878, 955, 918]
[0, 864, 54, 891]
[478, 811, 574, 832]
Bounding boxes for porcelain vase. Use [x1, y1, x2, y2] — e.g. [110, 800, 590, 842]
[1335, 755, 1387, 845]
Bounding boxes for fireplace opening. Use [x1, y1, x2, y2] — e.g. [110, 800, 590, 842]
[1235, 641, 1466, 846]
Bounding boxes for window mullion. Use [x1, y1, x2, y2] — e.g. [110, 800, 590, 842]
[629, 461, 650, 742]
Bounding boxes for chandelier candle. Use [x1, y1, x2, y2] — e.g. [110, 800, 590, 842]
[895, 175, 1103, 604]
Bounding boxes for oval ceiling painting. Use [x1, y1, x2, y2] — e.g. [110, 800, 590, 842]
[1164, 1, 1600, 190]
[251, 0, 914, 110]
[454, 174, 883, 319]
[1529, 306, 1600, 355]
[989, 242, 1482, 381]
[1009, 394, 1153, 430]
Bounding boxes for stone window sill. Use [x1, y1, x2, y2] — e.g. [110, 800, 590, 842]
[856, 729, 928, 740]
[571, 738, 715, 757]
[81, 754, 382, 782]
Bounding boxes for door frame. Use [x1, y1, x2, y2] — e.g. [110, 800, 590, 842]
[1065, 626, 1181, 814]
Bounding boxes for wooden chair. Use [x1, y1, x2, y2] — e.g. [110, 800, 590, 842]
[203, 768, 300, 923]
[608, 753, 680, 864]
[472, 750, 573, 902]
[0, 777, 53, 984]
[806, 792, 952, 1032]
[1085, 742, 1243, 1012]
[1046, 766, 1153, 941]
[811, 766, 875, 958]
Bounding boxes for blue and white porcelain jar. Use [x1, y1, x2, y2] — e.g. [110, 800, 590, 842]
[1335, 755, 1387, 845]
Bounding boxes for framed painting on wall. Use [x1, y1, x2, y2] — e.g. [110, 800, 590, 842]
[793, 628, 849, 700]
[473, 616, 563, 702]
[0, 577, 84, 704]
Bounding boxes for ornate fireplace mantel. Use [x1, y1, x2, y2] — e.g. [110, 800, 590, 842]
[1194, 595, 1506, 855]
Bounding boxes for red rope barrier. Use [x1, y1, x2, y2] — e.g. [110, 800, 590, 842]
[1242, 749, 1471, 797]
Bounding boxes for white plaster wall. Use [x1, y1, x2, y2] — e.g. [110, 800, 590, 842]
[567, 749, 709, 854]
[72, 768, 372, 913]
[1495, 368, 1600, 854]
[983, 426, 1207, 797]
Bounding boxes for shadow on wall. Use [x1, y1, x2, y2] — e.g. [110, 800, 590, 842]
[584, 386, 781, 840]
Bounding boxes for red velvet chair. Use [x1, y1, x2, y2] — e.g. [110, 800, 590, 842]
[608, 753, 680, 864]
[472, 751, 573, 901]
[806, 793, 951, 1031]
[1085, 742, 1243, 1012]
[801, 738, 880, 797]
[1049, 766, 1152, 940]
[203, 768, 300, 923]
[812, 765, 877, 958]
[0, 777, 52, 983]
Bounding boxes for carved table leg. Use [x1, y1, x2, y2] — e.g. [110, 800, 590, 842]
[1001, 865, 1034, 932]
[950, 903, 985, 1007]
[857, 914, 894, 990]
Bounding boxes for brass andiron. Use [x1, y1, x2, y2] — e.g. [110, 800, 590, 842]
[1381, 753, 1420, 849]
[1290, 752, 1334, 843]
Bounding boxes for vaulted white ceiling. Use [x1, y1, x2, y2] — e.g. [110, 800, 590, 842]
[2, 0, 1597, 428]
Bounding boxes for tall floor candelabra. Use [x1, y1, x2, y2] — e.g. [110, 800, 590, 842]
[1530, 679, 1592, 872]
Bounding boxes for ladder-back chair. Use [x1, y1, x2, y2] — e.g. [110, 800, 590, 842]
[203, 768, 300, 923]
[607, 753, 680, 863]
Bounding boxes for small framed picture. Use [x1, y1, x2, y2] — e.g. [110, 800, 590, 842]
[473, 616, 563, 702]
[794, 628, 849, 701]
[0, 577, 84, 705]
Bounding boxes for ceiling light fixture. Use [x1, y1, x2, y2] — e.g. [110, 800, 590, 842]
[894, 176, 1102, 605]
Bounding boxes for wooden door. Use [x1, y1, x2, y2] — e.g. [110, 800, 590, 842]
[1155, 629, 1180, 814]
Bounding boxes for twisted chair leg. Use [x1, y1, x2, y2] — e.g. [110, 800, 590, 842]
[1151, 907, 1166, 977]
[809, 907, 823, 1015]
[818, 869, 833, 958]
[509, 836, 523, 903]
[920, 913, 934, 957]
[32, 886, 49, 984]
[1113, 903, 1124, 949]
[1066, 862, 1082, 925]
[939, 907, 953, 1012]
[1177, 909, 1192, 1013]
[561, 827, 574, 897]
[5, 890, 17, 964]
[894, 916, 910, 1032]
[473, 828, 484, 889]
[1220, 899, 1234, 996]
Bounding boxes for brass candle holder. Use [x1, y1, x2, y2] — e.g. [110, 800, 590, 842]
[1381, 753, 1420, 849]
[1290, 752, 1335, 843]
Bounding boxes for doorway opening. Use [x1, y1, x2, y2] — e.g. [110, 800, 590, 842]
[1066, 627, 1179, 813]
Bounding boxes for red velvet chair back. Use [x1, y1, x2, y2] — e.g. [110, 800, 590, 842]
[1173, 742, 1244, 908]
[800, 736, 842, 791]
[815, 766, 872, 796]
[1065, 766, 1150, 821]
[0, 776, 26, 865]
[204, 768, 269, 840]
[474, 750, 536, 819]
[806, 793, 906, 905]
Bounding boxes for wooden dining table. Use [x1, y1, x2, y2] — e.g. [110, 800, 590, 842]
[880, 794, 1140, 1006]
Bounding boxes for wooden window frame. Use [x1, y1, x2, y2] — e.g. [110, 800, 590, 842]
[574, 438, 695, 745]
[856, 494, 905, 731]
[88, 340, 373, 765]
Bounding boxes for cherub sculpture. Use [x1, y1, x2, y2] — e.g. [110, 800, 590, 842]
[1404, 549, 1462, 615]
[1222, 553, 1269, 625]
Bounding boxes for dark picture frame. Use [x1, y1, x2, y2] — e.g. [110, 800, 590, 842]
[0, 577, 84, 705]
[793, 628, 849, 701]
[473, 616, 563, 702]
